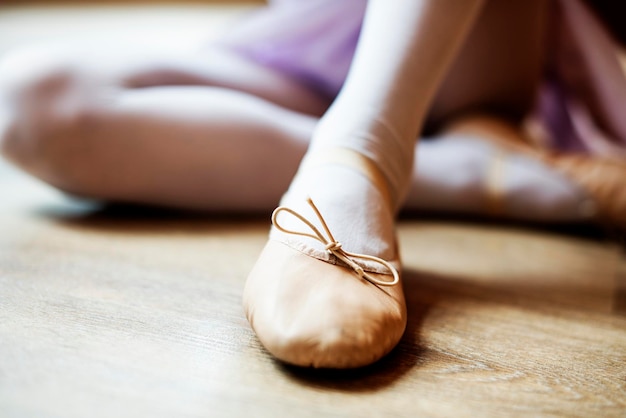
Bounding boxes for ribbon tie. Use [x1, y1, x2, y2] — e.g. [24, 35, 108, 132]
[271, 198, 399, 287]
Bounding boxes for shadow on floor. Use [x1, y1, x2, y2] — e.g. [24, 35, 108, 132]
[400, 209, 621, 243]
[279, 257, 623, 392]
[34, 200, 272, 235]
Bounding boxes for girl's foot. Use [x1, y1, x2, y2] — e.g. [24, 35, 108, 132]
[244, 147, 407, 368]
[431, 114, 625, 228]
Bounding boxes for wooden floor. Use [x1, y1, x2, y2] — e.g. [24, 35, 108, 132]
[1, 4, 626, 418]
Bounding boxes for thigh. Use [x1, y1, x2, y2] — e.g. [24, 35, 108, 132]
[0, 38, 325, 209]
[2, 39, 330, 117]
[429, 0, 549, 129]
[115, 47, 332, 116]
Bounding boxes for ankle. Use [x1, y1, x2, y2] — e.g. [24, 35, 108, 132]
[311, 113, 416, 198]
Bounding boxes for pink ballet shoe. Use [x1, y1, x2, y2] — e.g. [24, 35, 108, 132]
[541, 154, 626, 230]
[446, 114, 626, 229]
[243, 149, 407, 368]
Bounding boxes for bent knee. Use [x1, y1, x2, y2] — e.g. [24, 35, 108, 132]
[0, 46, 112, 189]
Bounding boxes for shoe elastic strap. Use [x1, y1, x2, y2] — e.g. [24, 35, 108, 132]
[299, 147, 394, 210]
[486, 149, 507, 216]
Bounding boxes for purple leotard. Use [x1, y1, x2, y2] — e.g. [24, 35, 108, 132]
[218, 0, 626, 157]
[219, 0, 365, 98]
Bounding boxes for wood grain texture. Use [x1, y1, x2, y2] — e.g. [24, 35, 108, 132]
[1, 162, 625, 418]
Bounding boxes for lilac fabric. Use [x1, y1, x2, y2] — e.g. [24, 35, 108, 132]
[530, 0, 626, 158]
[218, 0, 366, 98]
[218, 0, 626, 157]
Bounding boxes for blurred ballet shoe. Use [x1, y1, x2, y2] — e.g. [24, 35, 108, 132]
[446, 114, 626, 229]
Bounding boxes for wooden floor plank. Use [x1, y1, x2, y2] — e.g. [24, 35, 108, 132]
[1, 166, 625, 417]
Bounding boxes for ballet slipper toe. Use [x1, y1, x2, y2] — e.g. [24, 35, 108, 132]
[543, 154, 626, 230]
[244, 240, 407, 369]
